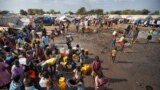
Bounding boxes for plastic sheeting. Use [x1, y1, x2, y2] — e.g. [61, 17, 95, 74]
[0, 17, 30, 29]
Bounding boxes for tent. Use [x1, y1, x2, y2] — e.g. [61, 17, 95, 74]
[126, 15, 133, 20]
[20, 18, 30, 26]
[145, 16, 153, 20]
[109, 15, 122, 19]
[133, 18, 141, 24]
[57, 15, 73, 22]
[0, 17, 26, 29]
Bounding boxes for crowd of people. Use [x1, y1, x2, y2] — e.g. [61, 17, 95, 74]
[52, 16, 115, 36]
[110, 23, 157, 63]
[0, 14, 158, 90]
[0, 17, 111, 90]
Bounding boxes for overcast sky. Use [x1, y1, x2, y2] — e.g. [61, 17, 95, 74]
[0, 0, 160, 13]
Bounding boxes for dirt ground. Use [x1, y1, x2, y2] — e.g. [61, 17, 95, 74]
[45, 24, 160, 90]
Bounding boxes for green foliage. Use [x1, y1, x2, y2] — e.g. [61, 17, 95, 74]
[67, 11, 74, 15]
[0, 10, 9, 15]
[20, 9, 27, 15]
[141, 9, 150, 15]
[109, 9, 151, 15]
[76, 7, 104, 15]
[27, 9, 45, 15]
[87, 9, 103, 15]
[151, 11, 160, 15]
[76, 7, 86, 15]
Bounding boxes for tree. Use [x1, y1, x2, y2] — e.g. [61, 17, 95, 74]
[76, 7, 86, 15]
[151, 11, 159, 15]
[105, 12, 109, 15]
[49, 9, 55, 14]
[0, 10, 9, 15]
[27, 9, 45, 15]
[110, 10, 122, 15]
[109, 9, 151, 15]
[20, 9, 27, 15]
[94, 9, 103, 15]
[87, 9, 95, 14]
[141, 9, 150, 15]
[68, 11, 74, 15]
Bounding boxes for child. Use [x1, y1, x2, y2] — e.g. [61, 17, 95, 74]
[111, 47, 117, 63]
[112, 37, 116, 47]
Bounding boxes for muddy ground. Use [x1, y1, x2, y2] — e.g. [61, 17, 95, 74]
[45, 24, 160, 90]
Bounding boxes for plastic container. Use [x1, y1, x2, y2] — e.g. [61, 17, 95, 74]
[81, 64, 90, 75]
[72, 54, 78, 61]
[59, 77, 66, 90]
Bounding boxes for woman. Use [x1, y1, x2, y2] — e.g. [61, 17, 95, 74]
[0, 59, 11, 88]
[95, 71, 109, 90]
[11, 60, 24, 80]
[34, 41, 46, 61]
[91, 56, 101, 77]
[39, 71, 50, 90]
[73, 66, 82, 82]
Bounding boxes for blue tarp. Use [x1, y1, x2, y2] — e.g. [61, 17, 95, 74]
[43, 16, 53, 25]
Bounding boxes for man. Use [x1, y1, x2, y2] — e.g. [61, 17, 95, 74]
[75, 21, 80, 32]
[125, 24, 132, 35]
[41, 58, 57, 74]
[66, 35, 74, 49]
[132, 27, 139, 44]
[66, 20, 70, 32]
[59, 22, 65, 34]
[41, 33, 49, 49]
[81, 20, 85, 33]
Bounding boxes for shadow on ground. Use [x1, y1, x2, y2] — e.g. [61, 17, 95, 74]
[102, 67, 109, 70]
[109, 78, 128, 83]
[86, 87, 113, 90]
[117, 61, 133, 64]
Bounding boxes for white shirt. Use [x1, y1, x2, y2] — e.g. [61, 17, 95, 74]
[119, 36, 124, 42]
[39, 77, 46, 88]
[112, 31, 117, 36]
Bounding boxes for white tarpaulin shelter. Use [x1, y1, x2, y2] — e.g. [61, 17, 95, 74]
[0, 17, 31, 29]
[20, 18, 30, 26]
[109, 15, 122, 19]
[57, 15, 73, 22]
[126, 15, 134, 20]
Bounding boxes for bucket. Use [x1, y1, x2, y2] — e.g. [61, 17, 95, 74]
[66, 79, 79, 90]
